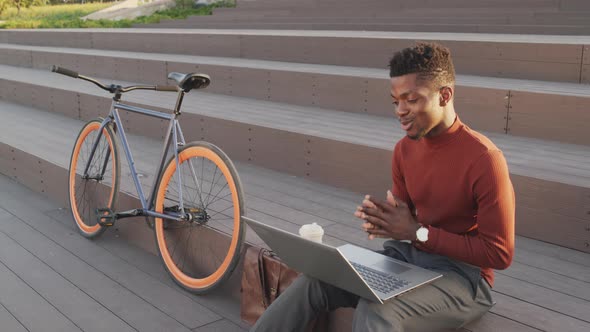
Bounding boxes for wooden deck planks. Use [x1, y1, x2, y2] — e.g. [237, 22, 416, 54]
[463, 312, 542, 332]
[497, 262, 590, 301]
[0, 224, 136, 332]
[490, 292, 590, 332]
[0, 302, 29, 332]
[0, 245, 82, 332]
[193, 319, 247, 332]
[512, 248, 590, 284]
[0, 198, 214, 331]
[515, 236, 590, 267]
[493, 273, 590, 323]
[0, 174, 250, 331]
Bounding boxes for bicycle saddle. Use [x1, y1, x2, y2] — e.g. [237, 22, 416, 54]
[167, 72, 211, 92]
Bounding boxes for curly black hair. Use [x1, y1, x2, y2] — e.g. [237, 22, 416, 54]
[389, 42, 456, 88]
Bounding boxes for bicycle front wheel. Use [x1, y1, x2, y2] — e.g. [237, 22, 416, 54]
[154, 142, 245, 294]
[69, 119, 120, 238]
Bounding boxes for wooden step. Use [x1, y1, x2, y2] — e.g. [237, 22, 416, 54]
[1, 29, 588, 83]
[139, 20, 590, 35]
[1, 43, 589, 145]
[0, 65, 588, 253]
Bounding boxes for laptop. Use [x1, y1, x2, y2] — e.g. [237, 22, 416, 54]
[244, 217, 442, 304]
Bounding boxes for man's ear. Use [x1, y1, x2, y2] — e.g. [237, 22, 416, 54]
[439, 86, 453, 106]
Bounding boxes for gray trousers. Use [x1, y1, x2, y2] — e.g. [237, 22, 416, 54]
[251, 241, 494, 332]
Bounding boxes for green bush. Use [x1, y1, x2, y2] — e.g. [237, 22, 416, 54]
[0, 3, 110, 21]
[174, 0, 193, 10]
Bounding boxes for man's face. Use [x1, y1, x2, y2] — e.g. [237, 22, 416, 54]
[390, 73, 446, 140]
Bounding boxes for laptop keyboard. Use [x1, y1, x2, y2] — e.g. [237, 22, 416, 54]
[351, 262, 410, 294]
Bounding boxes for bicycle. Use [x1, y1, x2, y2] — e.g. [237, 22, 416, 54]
[51, 66, 245, 294]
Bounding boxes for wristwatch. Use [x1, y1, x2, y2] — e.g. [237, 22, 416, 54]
[416, 225, 429, 243]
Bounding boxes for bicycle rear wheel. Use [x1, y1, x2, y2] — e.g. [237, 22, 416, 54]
[154, 141, 245, 294]
[69, 119, 120, 238]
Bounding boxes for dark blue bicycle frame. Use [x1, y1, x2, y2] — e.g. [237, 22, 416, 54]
[83, 98, 189, 222]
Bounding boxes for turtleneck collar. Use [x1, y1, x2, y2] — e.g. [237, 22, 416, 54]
[422, 115, 463, 149]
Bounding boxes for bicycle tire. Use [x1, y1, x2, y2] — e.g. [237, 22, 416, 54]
[69, 119, 120, 238]
[154, 141, 245, 293]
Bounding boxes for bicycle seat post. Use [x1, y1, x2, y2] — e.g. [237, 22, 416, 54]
[173, 90, 186, 116]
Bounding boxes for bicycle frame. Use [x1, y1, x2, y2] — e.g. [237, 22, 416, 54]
[83, 96, 190, 223]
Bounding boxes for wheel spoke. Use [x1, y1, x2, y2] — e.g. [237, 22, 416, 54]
[207, 205, 234, 220]
[204, 166, 219, 207]
[205, 191, 232, 211]
[185, 158, 206, 209]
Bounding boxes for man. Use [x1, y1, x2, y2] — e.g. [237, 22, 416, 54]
[251, 42, 515, 332]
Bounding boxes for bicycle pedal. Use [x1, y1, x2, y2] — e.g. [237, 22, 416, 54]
[96, 208, 116, 227]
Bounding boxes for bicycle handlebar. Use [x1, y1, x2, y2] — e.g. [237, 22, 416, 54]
[51, 65, 79, 78]
[50, 65, 178, 94]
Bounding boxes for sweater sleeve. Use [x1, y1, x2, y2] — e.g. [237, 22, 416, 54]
[416, 150, 515, 270]
[391, 143, 414, 212]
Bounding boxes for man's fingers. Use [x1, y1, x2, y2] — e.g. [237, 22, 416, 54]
[367, 197, 393, 213]
[387, 191, 408, 208]
[362, 198, 377, 209]
[369, 234, 390, 240]
[357, 211, 382, 225]
[363, 195, 376, 208]
[361, 206, 386, 221]
[367, 228, 389, 240]
[367, 228, 389, 235]
[362, 222, 374, 230]
[355, 205, 372, 219]
[362, 222, 381, 231]
[354, 209, 362, 219]
[363, 214, 388, 229]
[386, 190, 398, 207]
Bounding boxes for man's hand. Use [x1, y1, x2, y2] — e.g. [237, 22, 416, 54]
[355, 191, 420, 241]
[354, 193, 395, 239]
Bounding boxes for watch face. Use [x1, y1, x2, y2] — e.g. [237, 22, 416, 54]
[417, 227, 428, 242]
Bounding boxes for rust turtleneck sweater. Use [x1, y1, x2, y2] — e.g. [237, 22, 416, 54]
[392, 116, 515, 286]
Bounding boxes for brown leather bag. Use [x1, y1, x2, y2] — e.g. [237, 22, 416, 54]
[240, 246, 329, 331]
[240, 246, 299, 324]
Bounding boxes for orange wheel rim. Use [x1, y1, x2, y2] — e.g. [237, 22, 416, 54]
[155, 146, 240, 289]
[69, 122, 116, 234]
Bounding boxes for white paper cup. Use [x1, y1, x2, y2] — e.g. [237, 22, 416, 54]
[299, 222, 324, 243]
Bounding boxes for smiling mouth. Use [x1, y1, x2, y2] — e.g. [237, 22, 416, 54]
[400, 120, 413, 131]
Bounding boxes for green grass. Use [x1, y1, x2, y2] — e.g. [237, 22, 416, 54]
[0, 3, 112, 22]
[0, 2, 232, 29]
